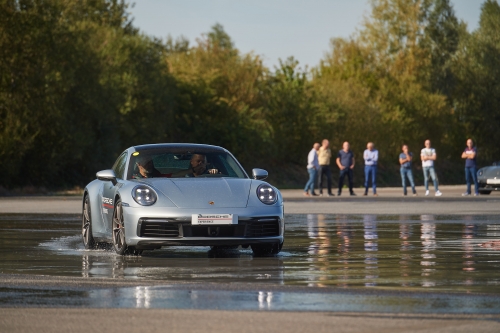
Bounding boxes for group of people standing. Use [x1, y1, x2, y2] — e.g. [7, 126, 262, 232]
[304, 139, 359, 197]
[304, 138, 479, 197]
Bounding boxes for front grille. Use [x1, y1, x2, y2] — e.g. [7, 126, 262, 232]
[245, 218, 280, 237]
[137, 217, 281, 238]
[138, 219, 180, 237]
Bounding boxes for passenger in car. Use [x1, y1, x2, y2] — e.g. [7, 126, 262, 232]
[133, 156, 162, 178]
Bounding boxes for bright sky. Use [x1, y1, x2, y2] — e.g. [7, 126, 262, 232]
[128, 0, 485, 69]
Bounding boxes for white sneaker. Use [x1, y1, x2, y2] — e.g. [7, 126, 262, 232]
[435, 191, 442, 196]
[425, 190, 429, 196]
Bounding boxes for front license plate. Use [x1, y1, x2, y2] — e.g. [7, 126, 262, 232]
[487, 179, 500, 184]
[192, 214, 237, 225]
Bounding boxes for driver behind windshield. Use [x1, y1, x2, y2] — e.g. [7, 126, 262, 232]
[173, 154, 219, 177]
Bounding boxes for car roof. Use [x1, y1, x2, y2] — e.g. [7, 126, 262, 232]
[131, 143, 228, 154]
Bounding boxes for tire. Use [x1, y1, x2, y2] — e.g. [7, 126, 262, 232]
[112, 199, 128, 255]
[82, 195, 96, 249]
[251, 241, 283, 256]
[479, 190, 492, 195]
[112, 199, 142, 256]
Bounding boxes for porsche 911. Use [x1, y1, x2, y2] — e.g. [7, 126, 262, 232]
[82, 143, 284, 256]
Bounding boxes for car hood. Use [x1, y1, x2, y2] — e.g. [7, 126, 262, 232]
[141, 178, 251, 208]
[480, 166, 500, 177]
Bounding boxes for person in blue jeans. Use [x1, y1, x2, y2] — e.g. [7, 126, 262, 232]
[399, 144, 417, 196]
[461, 138, 479, 196]
[420, 139, 442, 196]
[304, 142, 320, 196]
[363, 142, 378, 196]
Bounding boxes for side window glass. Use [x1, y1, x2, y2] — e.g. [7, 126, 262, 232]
[112, 152, 128, 179]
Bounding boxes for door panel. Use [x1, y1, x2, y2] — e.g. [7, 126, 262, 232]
[95, 182, 106, 235]
[102, 182, 117, 234]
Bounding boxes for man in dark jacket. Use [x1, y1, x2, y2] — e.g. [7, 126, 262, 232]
[336, 141, 355, 196]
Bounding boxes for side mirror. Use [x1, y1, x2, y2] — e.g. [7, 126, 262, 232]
[96, 169, 117, 185]
[252, 168, 268, 180]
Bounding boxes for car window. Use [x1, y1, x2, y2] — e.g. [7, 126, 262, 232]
[112, 152, 128, 179]
[126, 150, 247, 179]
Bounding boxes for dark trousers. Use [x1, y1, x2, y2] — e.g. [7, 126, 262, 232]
[317, 165, 332, 194]
[338, 168, 354, 195]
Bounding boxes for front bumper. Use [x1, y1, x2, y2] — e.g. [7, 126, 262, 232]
[122, 205, 284, 248]
[478, 180, 500, 192]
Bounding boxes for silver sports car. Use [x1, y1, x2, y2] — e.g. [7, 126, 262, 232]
[477, 161, 500, 195]
[82, 143, 284, 256]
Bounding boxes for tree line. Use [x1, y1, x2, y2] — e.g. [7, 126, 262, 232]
[1, 0, 499, 190]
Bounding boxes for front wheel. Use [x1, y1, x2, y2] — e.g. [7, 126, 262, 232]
[82, 195, 96, 249]
[112, 199, 128, 255]
[251, 242, 283, 256]
[112, 200, 142, 256]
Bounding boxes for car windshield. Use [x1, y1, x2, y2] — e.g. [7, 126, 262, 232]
[126, 150, 247, 180]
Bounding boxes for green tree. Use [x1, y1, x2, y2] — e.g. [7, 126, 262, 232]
[263, 57, 312, 164]
[423, 0, 460, 99]
[0, 0, 149, 186]
[452, 0, 500, 163]
[165, 24, 269, 169]
[312, 0, 458, 185]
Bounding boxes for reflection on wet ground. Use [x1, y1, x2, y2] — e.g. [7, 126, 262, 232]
[3, 284, 500, 313]
[1, 214, 500, 292]
[1, 213, 500, 312]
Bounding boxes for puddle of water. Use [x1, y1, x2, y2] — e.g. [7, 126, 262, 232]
[1, 214, 500, 293]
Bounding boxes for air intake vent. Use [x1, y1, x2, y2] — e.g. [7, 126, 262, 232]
[138, 219, 180, 238]
[245, 219, 280, 237]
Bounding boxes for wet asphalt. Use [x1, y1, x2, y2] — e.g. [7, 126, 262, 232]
[1, 192, 500, 332]
[1, 212, 500, 311]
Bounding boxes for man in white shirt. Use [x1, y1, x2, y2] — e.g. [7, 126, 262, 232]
[420, 139, 442, 196]
[304, 142, 320, 196]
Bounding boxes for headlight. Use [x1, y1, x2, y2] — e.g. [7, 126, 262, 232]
[477, 170, 483, 176]
[257, 184, 278, 205]
[132, 185, 157, 206]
